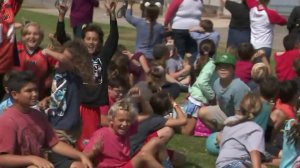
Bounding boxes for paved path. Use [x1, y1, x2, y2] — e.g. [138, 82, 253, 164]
[23, 2, 287, 51]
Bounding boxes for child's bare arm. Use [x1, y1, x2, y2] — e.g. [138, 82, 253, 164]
[165, 101, 187, 127]
[139, 55, 150, 74]
[250, 150, 262, 168]
[0, 154, 54, 168]
[51, 141, 93, 168]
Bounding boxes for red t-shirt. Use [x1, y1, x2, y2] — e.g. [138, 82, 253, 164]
[274, 49, 300, 81]
[0, 107, 59, 157]
[275, 99, 296, 119]
[16, 43, 57, 98]
[235, 60, 253, 84]
[0, 0, 23, 73]
[84, 125, 137, 168]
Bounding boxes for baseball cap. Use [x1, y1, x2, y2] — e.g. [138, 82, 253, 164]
[214, 53, 236, 66]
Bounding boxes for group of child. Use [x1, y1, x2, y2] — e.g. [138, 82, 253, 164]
[1, 0, 300, 167]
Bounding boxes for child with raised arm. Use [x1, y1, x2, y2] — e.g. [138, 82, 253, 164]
[0, 0, 23, 99]
[216, 93, 265, 168]
[125, 0, 164, 60]
[0, 71, 92, 168]
[84, 98, 164, 168]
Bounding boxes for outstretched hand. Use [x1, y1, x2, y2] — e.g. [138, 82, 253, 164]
[55, 0, 70, 16]
[104, 0, 117, 14]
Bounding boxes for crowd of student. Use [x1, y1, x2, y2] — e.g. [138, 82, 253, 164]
[1, 0, 300, 167]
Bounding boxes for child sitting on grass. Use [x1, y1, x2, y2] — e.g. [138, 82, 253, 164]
[216, 93, 266, 168]
[0, 71, 92, 168]
[83, 98, 165, 168]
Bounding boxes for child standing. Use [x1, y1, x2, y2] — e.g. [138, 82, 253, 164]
[216, 93, 265, 168]
[0, 71, 93, 168]
[125, 0, 164, 60]
[181, 39, 216, 135]
[246, 0, 287, 60]
[0, 0, 23, 99]
[84, 98, 164, 168]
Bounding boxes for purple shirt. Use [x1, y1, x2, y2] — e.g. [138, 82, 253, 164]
[70, 0, 99, 27]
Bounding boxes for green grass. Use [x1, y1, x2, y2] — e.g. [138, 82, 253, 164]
[15, 9, 278, 168]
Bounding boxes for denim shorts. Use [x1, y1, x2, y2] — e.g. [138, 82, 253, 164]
[222, 161, 247, 168]
[184, 100, 200, 118]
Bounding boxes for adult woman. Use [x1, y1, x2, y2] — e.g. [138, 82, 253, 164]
[223, 0, 251, 48]
[164, 0, 203, 62]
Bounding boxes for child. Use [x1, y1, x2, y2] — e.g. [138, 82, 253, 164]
[199, 53, 250, 131]
[100, 75, 130, 127]
[274, 34, 300, 81]
[246, 0, 287, 60]
[280, 115, 300, 168]
[0, 0, 23, 99]
[130, 90, 187, 167]
[83, 98, 164, 168]
[125, 0, 164, 60]
[166, 39, 191, 88]
[248, 62, 270, 91]
[0, 71, 93, 168]
[216, 93, 265, 168]
[181, 39, 216, 135]
[43, 39, 94, 167]
[17, 22, 57, 100]
[270, 80, 298, 140]
[189, 19, 220, 48]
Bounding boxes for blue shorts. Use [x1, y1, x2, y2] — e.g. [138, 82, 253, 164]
[184, 100, 200, 118]
[222, 161, 247, 168]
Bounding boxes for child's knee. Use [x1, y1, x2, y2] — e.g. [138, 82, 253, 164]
[198, 107, 208, 119]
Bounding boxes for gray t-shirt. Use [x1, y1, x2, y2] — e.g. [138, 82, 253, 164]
[166, 55, 183, 74]
[216, 120, 265, 168]
[214, 78, 250, 117]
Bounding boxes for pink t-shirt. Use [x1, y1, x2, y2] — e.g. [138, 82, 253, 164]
[235, 60, 253, 84]
[0, 107, 59, 156]
[274, 49, 300, 81]
[84, 125, 137, 168]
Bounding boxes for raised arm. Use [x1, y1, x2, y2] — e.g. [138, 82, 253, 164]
[55, 1, 70, 45]
[125, 0, 143, 26]
[165, 100, 187, 127]
[101, 0, 119, 63]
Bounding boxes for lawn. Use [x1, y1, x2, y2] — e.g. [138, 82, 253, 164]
[15, 9, 277, 168]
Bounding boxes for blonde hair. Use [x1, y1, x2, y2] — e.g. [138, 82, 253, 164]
[107, 97, 138, 121]
[251, 63, 269, 83]
[21, 22, 44, 44]
[226, 93, 262, 126]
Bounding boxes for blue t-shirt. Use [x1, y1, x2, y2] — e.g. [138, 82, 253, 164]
[214, 78, 250, 117]
[280, 119, 300, 168]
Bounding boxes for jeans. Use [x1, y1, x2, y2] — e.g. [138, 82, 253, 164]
[222, 161, 247, 168]
[172, 29, 198, 62]
[257, 47, 272, 62]
[73, 24, 85, 38]
[227, 28, 251, 48]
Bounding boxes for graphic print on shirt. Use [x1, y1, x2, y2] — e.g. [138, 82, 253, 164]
[0, 2, 15, 44]
[92, 57, 103, 84]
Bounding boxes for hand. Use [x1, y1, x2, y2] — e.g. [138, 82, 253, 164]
[55, 0, 70, 16]
[122, 50, 133, 58]
[29, 155, 54, 168]
[104, 0, 117, 14]
[79, 154, 94, 168]
[38, 97, 50, 111]
[92, 136, 104, 156]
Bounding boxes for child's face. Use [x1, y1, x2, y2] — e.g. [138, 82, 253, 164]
[110, 110, 133, 136]
[11, 82, 39, 107]
[108, 86, 125, 101]
[22, 25, 42, 50]
[217, 64, 234, 79]
[83, 31, 100, 55]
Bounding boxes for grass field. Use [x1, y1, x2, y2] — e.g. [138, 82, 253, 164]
[15, 9, 277, 168]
